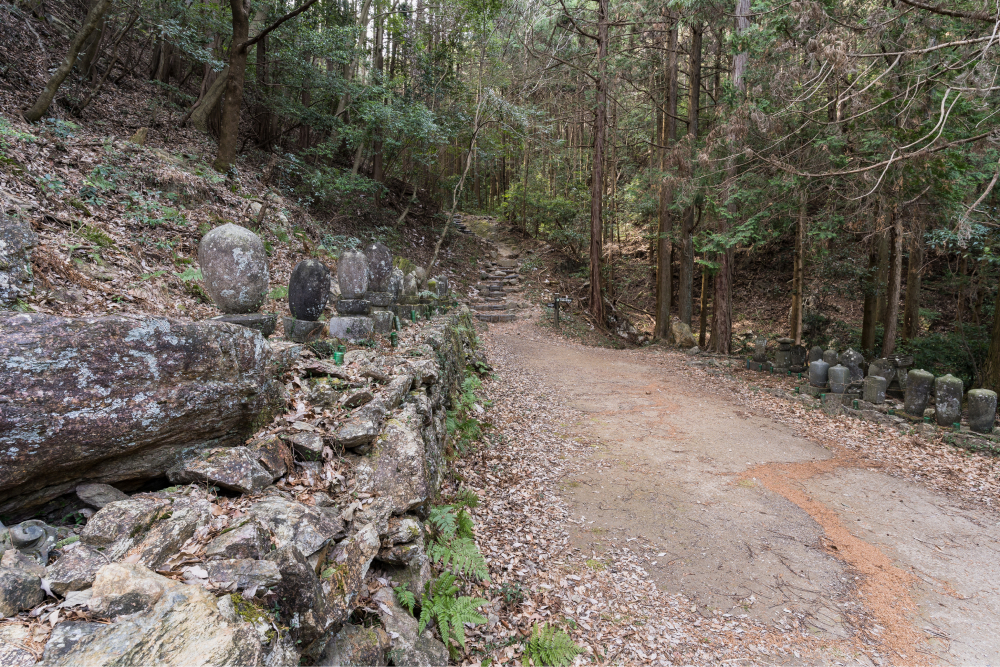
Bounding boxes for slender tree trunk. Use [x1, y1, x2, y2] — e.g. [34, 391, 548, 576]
[679, 23, 702, 327]
[214, 0, 251, 171]
[711, 0, 750, 354]
[78, 13, 106, 80]
[875, 228, 890, 324]
[981, 283, 1000, 392]
[588, 0, 608, 324]
[882, 205, 903, 356]
[699, 263, 710, 347]
[902, 219, 924, 341]
[23, 0, 113, 122]
[790, 190, 806, 344]
[861, 245, 879, 356]
[186, 66, 230, 131]
[654, 17, 678, 340]
[957, 253, 968, 324]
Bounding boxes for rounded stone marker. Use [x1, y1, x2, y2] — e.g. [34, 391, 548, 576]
[809, 358, 830, 387]
[389, 268, 404, 302]
[402, 272, 418, 297]
[968, 389, 998, 434]
[934, 374, 963, 427]
[863, 375, 887, 405]
[365, 242, 393, 292]
[828, 364, 849, 394]
[904, 369, 934, 417]
[823, 349, 839, 366]
[198, 223, 269, 314]
[413, 266, 428, 290]
[808, 346, 824, 363]
[337, 250, 369, 299]
[288, 259, 330, 322]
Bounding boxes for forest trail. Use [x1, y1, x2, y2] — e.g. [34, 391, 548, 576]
[484, 315, 1000, 665]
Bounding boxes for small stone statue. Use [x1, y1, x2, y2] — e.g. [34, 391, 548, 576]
[809, 358, 830, 388]
[753, 337, 768, 363]
[934, 375, 963, 427]
[968, 389, 997, 434]
[828, 365, 849, 394]
[904, 369, 934, 417]
[808, 346, 823, 364]
[841, 348, 864, 386]
[200, 223, 275, 337]
[822, 348, 839, 366]
[863, 375, 887, 405]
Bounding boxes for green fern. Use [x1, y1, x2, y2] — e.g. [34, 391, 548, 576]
[394, 583, 416, 615]
[524, 624, 583, 666]
[455, 488, 480, 509]
[429, 505, 458, 540]
[418, 574, 488, 650]
[428, 536, 489, 580]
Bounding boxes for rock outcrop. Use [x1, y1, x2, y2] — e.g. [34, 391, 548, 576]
[0, 314, 286, 511]
[0, 214, 37, 308]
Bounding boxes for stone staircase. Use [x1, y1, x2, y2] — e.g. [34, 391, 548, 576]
[451, 215, 474, 235]
[474, 258, 519, 323]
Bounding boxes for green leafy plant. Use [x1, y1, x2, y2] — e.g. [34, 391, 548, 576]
[269, 285, 289, 300]
[447, 375, 488, 454]
[523, 624, 583, 666]
[174, 267, 203, 282]
[427, 497, 489, 581]
[394, 583, 416, 615]
[418, 573, 487, 653]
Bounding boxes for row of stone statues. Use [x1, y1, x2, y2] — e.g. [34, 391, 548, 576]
[197, 223, 449, 343]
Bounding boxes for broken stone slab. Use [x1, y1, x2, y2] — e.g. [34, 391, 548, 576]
[0, 566, 43, 617]
[45, 563, 264, 666]
[80, 497, 170, 561]
[0, 213, 37, 308]
[210, 313, 277, 339]
[377, 523, 432, 597]
[372, 310, 394, 334]
[168, 447, 273, 495]
[247, 498, 345, 559]
[205, 559, 281, 592]
[381, 517, 424, 548]
[285, 432, 324, 461]
[344, 389, 375, 409]
[199, 223, 270, 315]
[266, 546, 330, 655]
[331, 400, 388, 449]
[371, 588, 448, 667]
[283, 317, 326, 343]
[245, 434, 292, 482]
[44, 542, 106, 595]
[318, 623, 390, 667]
[0, 314, 284, 511]
[323, 523, 380, 626]
[206, 518, 270, 561]
[0, 623, 36, 667]
[352, 403, 429, 528]
[75, 483, 129, 510]
[125, 497, 212, 570]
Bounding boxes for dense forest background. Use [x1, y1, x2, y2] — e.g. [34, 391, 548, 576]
[5, 0, 1000, 389]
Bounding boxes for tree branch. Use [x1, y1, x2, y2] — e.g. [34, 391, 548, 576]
[898, 0, 997, 23]
[241, 0, 322, 51]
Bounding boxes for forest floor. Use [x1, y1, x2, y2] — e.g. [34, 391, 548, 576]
[461, 218, 1000, 666]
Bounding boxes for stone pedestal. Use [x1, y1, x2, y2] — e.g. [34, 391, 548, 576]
[774, 338, 792, 372]
[863, 375, 887, 405]
[211, 313, 276, 338]
[968, 389, 997, 434]
[904, 369, 934, 417]
[372, 311, 394, 334]
[748, 361, 771, 372]
[335, 299, 371, 315]
[934, 374, 963, 427]
[327, 316, 374, 341]
[283, 317, 326, 343]
[367, 292, 392, 308]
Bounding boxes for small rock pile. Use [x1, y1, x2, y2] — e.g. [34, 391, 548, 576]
[473, 258, 520, 323]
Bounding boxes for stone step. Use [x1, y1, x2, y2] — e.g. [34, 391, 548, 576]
[476, 312, 516, 323]
[475, 303, 509, 311]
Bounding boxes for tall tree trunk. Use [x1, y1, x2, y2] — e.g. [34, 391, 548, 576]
[255, 34, 272, 147]
[790, 189, 806, 344]
[699, 262, 710, 347]
[875, 228, 890, 324]
[861, 245, 879, 356]
[78, 13, 105, 80]
[711, 0, 750, 354]
[214, 0, 251, 171]
[679, 23, 702, 327]
[982, 283, 1000, 392]
[957, 253, 968, 324]
[882, 206, 903, 356]
[902, 219, 924, 341]
[654, 16, 678, 340]
[23, 0, 113, 122]
[588, 0, 608, 324]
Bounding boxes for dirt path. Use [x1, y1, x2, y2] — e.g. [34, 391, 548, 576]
[482, 312, 1000, 665]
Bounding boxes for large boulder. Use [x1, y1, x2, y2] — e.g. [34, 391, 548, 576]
[198, 223, 269, 314]
[318, 624, 390, 667]
[667, 317, 696, 348]
[40, 563, 264, 666]
[0, 314, 285, 510]
[0, 214, 37, 308]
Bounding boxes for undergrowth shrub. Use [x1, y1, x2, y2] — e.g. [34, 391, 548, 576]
[524, 624, 583, 666]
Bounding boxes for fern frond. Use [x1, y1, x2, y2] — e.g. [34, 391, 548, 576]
[428, 536, 490, 580]
[456, 508, 475, 539]
[445, 595, 488, 648]
[428, 506, 458, 540]
[455, 488, 480, 509]
[418, 602, 433, 634]
[394, 584, 416, 615]
[524, 624, 583, 666]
